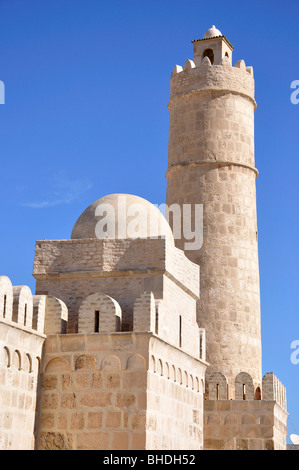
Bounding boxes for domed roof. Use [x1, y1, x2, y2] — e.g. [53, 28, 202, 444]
[203, 25, 222, 39]
[71, 193, 174, 244]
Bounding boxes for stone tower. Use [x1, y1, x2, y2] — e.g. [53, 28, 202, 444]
[166, 25, 261, 396]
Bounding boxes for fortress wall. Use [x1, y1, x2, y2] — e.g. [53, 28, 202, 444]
[146, 336, 206, 450]
[262, 372, 287, 410]
[0, 276, 46, 449]
[0, 275, 69, 450]
[37, 332, 206, 450]
[37, 332, 149, 450]
[0, 323, 44, 450]
[204, 399, 288, 450]
[158, 275, 200, 358]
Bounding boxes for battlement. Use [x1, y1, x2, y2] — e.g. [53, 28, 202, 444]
[172, 55, 253, 78]
[262, 372, 287, 411]
[170, 55, 255, 105]
[0, 274, 68, 449]
[33, 237, 200, 336]
[205, 369, 287, 412]
[172, 56, 253, 76]
[204, 371, 288, 450]
[0, 275, 68, 336]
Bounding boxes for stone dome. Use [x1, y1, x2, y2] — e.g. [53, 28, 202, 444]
[203, 25, 222, 39]
[71, 193, 174, 244]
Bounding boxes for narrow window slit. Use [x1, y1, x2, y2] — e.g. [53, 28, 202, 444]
[3, 295, 7, 318]
[94, 310, 100, 333]
[179, 315, 182, 348]
[24, 304, 27, 326]
[155, 308, 159, 335]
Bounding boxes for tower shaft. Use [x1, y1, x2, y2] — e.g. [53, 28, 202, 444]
[166, 30, 262, 393]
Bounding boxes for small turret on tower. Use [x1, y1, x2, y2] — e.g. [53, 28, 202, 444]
[192, 25, 234, 66]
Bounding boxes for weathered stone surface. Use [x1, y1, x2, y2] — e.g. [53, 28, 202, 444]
[38, 432, 73, 450]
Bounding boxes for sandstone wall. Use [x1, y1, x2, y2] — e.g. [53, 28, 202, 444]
[204, 399, 288, 450]
[0, 276, 45, 449]
[203, 372, 287, 450]
[147, 335, 206, 449]
[37, 332, 206, 450]
[0, 275, 68, 450]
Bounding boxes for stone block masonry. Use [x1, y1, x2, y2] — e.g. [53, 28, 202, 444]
[0, 275, 68, 449]
[204, 397, 288, 450]
[37, 332, 207, 450]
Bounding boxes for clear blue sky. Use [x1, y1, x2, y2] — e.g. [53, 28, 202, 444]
[0, 0, 298, 444]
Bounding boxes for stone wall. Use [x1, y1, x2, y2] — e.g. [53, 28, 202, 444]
[204, 399, 288, 450]
[170, 57, 255, 108]
[203, 371, 287, 450]
[37, 332, 206, 450]
[147, 336, 206, 449]
[0, 276, 46, 449]
[0, 275, 68, 450]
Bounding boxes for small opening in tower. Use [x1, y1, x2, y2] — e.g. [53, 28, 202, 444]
[61, 318, 67, 334]
[155, 307, 159, 335]
[3, 295, 7, 318]
[225, 52, 229, 57]
[24, 303, 27, 326]
[255, 386, 261, 400]
[115, 315, 121, 332]
[216, 383, 220, 400]
[203, 48, 214, 64]
[199, 334, 203, 359]
[179, 315, 182, 348]
[243, 383, 246, 400]
[94, 310, 100, 333]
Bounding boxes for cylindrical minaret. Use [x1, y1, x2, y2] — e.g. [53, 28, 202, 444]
[166, 26, 261, 395]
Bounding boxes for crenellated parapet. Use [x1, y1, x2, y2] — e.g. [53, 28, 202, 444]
[78, 292, 122, 334]
[204, 370, 288, 450]
[37, 331, 207, 450]
[205, 369, 287, 412]
[167, 26, 256, 176]
[74, 286, 205, 364]
[0, 275, 68, 336]
[0, 275, 66, 450]
[170, 55, 255, 105]
[262, 372, 287, 411]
